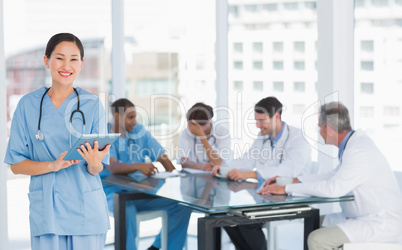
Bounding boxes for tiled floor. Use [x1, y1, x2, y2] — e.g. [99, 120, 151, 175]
[7, 176, 312, 250]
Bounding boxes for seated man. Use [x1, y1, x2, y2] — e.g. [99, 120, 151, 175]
[178, 102, 231, 170]
[100, 98, 192, 250]
[258, 102, 402, 249]
[212, 96, 312, 250]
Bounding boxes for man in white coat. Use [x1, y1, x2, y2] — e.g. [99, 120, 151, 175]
[258, 102, 402, 249]
[212, 96, 312, 250]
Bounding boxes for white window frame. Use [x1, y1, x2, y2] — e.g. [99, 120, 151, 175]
[0, 0, 9, 248]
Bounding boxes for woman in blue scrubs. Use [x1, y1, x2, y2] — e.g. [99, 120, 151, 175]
[5, 33, 111, 250]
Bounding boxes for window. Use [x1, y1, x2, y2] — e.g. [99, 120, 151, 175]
[293, 81, 305, 92]
[196, 60, 205, 70]
[355, 0, 365, 7]
[372, 19, 394, 27]
[361, 83, 374, 94]
[359, 106, 375, 117]
[361, 61, 374, 71]
[305, 2, 317, 10]
[273, 42, 284, 53]
[229, 5, 240, 17]
[227, 0, 317, 162]
[245, 5, 258, 13]
[354, 1, 402, 171]
[294, 61, 305, 70]
[293, 104, 305, 114]
[253, 42, 263, 53]
[371, 0, 388, 7]
[384, 124, 400, 128]
[263, 3, 278, 11]
[253, 61, 263, 70]
[253, 81, 263, 91]
[273, 61, 284, 70]
[273, 81, 284, 92]
[284, 2, 299, 10]
[234, 81, 243, 91]
[136, 79, 175, 95]
[234, 43, 243, 53]
[384, 106, 400, 116]
[234, 61, 243, 70]
[294, 41, 305, 53]
[361, 40, 374, 52]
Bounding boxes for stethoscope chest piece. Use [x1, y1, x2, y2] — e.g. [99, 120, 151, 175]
[36, 130, 44, 141]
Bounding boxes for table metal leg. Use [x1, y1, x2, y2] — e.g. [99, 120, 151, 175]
[113, 193, 127, 250]
[213, 227, 221, 249]
[113, 192, 158, 250]
[303, 209, 320, 250]
[197, 217, 214, 250]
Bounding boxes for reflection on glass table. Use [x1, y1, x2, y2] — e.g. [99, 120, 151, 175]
[103, 172, 354, 214]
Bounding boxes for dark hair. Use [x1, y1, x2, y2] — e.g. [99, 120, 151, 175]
[254, 97, 283, 118]
[45, 33, 84, 60]
[319, 102, 352, 133]
[186, 103, 214, 125]
[111, 98, 135, 114]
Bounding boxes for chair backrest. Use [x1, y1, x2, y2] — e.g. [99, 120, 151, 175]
[343, 242, 402, 250]
[393, 171, 402, 193]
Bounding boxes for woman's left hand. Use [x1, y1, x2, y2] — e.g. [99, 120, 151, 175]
[77, 140, 111, 175]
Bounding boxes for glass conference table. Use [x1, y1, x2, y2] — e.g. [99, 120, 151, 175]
[103, 172, 354, 250]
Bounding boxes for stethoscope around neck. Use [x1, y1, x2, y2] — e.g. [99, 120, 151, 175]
[35, 87, 86, 147]
[116, 136, 136, 162]
[260, 123, 290, 164]
[193, 123, 217, 162]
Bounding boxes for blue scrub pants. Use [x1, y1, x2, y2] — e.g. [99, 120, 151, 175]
[106, 189, 192, 250]
[31, 233, 106, 250]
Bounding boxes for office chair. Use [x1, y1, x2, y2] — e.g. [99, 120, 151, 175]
[136, 210, 168, 249]
[342, 243, 402, 250]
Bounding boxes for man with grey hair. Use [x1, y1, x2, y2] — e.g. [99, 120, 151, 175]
[258, 102, 402, 249]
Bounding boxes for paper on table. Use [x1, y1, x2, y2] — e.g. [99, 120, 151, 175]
[181, 168, 211, 174]
[151, 170, 182, 179]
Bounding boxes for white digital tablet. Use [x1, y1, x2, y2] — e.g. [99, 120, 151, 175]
[63, 133, 121, 161]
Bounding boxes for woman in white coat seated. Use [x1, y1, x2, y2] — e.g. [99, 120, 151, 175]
[258, 102, 402, 250]
[178, 102, 231, 170]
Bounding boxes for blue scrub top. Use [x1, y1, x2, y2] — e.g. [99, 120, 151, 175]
[100, 123, 165, 179]
[4, 87, 110, 236]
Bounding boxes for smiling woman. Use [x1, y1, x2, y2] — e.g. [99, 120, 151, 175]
[4, 33, 111, 250]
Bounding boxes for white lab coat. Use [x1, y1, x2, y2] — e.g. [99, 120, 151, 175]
[178, 122, 232, 164]
[286, 130, 402, 243]
[230, 124, 312, 179]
